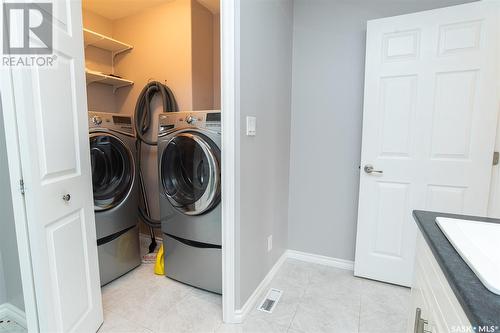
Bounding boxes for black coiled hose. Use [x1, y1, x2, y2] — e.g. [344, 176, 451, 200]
[134, 81, 178, 146]
[134, 81, 178, 251]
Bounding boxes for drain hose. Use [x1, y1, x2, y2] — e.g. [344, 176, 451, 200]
[134, 81, 178, 244]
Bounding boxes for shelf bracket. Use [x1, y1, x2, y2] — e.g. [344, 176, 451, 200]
[111, 47, 133, 73]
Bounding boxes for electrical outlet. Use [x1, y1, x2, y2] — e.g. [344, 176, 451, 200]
[267, 235, 273, 252]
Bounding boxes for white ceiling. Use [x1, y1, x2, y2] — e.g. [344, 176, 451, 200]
[82, 0, 219, 21]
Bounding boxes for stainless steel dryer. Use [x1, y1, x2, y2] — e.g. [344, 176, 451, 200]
[158, 111, 221, 294]
[88, 111, 141, 286]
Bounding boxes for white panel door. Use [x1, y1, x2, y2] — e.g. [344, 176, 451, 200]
[6, 0, 103, 331]
[354, 1, 499, 286]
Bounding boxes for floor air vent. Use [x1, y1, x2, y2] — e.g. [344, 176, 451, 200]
[257, 288, 283, 313]
[0, 318, 25, 332]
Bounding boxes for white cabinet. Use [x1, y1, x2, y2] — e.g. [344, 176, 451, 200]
[408, 231, 471, 333]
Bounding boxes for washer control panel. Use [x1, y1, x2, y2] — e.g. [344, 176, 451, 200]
[88, 111, 135, 136]
[185, 115, 196, 124]
[159, 111, 221, 134]
[91, 115, 103, 125]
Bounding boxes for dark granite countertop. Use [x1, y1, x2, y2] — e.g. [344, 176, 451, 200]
[412, 210, 500, 328]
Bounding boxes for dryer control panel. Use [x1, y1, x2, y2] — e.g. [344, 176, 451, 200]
[158, 111, 221, 134]
[88, 111, 135, 136]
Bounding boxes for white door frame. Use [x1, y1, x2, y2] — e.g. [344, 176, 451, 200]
[221, 0, 240, 324]
[0, 64, 39, 332]
[488, 115, 500, 218]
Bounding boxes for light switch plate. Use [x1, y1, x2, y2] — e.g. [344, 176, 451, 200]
[246, 116, 256, 136]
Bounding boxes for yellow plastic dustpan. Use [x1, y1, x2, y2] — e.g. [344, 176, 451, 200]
[154, 244, 164, 275]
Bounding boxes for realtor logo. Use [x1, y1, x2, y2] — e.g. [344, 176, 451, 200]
[3, 3, 53, 54]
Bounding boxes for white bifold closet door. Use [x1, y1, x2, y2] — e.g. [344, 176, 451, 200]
[354, 1, 499, 287]
[5, 0, 103, 331]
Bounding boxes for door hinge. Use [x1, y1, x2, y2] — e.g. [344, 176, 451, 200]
[494, 152, 499, 166]
[19, 179, 25, 195]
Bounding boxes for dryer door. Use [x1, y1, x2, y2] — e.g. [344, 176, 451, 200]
[90, 133, 134, 211]
[160, 131, 221, 215]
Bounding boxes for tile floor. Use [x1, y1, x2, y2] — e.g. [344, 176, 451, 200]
[99, 259, 410, 333]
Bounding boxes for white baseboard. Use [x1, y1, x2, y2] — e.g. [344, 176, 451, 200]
[233, 251, 288, 323]
[286, 249, 354, 271]
[0, 303, 27, 328]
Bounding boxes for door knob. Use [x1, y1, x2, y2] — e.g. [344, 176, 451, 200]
[364, 164, 383, 174]
[62, 194, 71, 202]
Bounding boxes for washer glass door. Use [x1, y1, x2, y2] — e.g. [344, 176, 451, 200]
[90, 133, 134, 211]
[161, 131, 221, 215]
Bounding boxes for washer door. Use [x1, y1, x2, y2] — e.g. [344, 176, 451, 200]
[161, 131, 221, 216]
[90, 133, 134, 211]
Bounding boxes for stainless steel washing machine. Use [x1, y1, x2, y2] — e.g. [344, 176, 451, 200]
[158, 111, 221, 294]
[89, 111, 141, 286]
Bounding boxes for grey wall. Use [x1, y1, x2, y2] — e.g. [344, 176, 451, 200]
[0, 253, 6, 305]
[0, 98, 25, 310]
[237, 0, 294, 308]
[288, 0, 475, 261]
